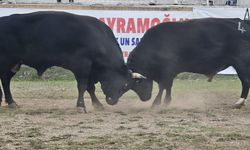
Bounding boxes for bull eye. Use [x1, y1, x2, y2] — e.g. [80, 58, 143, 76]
[136, 79, 141, 84]
[120, 83, 128, 94]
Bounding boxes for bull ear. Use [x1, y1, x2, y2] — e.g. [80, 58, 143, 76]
[131, 72, 147, 79]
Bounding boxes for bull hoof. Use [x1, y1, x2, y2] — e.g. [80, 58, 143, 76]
[232, 98, 246, 109]
[8, 103, 19, 108]
[77, 107, 87, 113]
[232, 103, 244, 109]
[151, 103, 161, 109]
[151, 99, 161, 109]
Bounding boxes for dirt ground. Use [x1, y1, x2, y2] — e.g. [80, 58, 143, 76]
[0, 80, 250, 150]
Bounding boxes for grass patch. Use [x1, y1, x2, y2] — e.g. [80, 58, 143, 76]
[26, 128, 43, 138]
[114, 111, 128, 116]
[0, 108, 24, 117]
[24, 108, 67, 116]
[29, 139, 47, 149]
[69, 136, 131, 149]
[50, 134, 73, 141]
[216, 133, 250, 142]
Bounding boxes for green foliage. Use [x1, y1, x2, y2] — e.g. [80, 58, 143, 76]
[13, 66, 75, 81]
[12, 66, 239, 81]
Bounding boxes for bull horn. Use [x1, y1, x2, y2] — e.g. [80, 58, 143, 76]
[131, 72, 147, 79]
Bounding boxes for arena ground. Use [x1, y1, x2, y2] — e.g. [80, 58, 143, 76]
[0, 77, 250, 149]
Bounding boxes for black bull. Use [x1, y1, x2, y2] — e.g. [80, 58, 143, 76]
[0, 11, 131, 112]
[128, 18, 250, 109]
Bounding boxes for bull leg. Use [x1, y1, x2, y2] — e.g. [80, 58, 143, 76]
[72, 60, 92, 113]
[163, 78, 174, 106]
[1, 71, 17, 108]
[87, 83, 104, 111]
[152, 83, 164, 108]
[234, 80, 249, 108]
[0, 85, 2, 106]
[233, 81, 249, 109]
[75, 77, 88, 113]
[233, 66, 250, 108]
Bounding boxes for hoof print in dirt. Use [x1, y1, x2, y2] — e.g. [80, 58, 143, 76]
[93, 105, 105, 111]
[77, 107, 87, 113]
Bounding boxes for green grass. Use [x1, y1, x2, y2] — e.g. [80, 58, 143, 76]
[9, 74, 241, 102]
